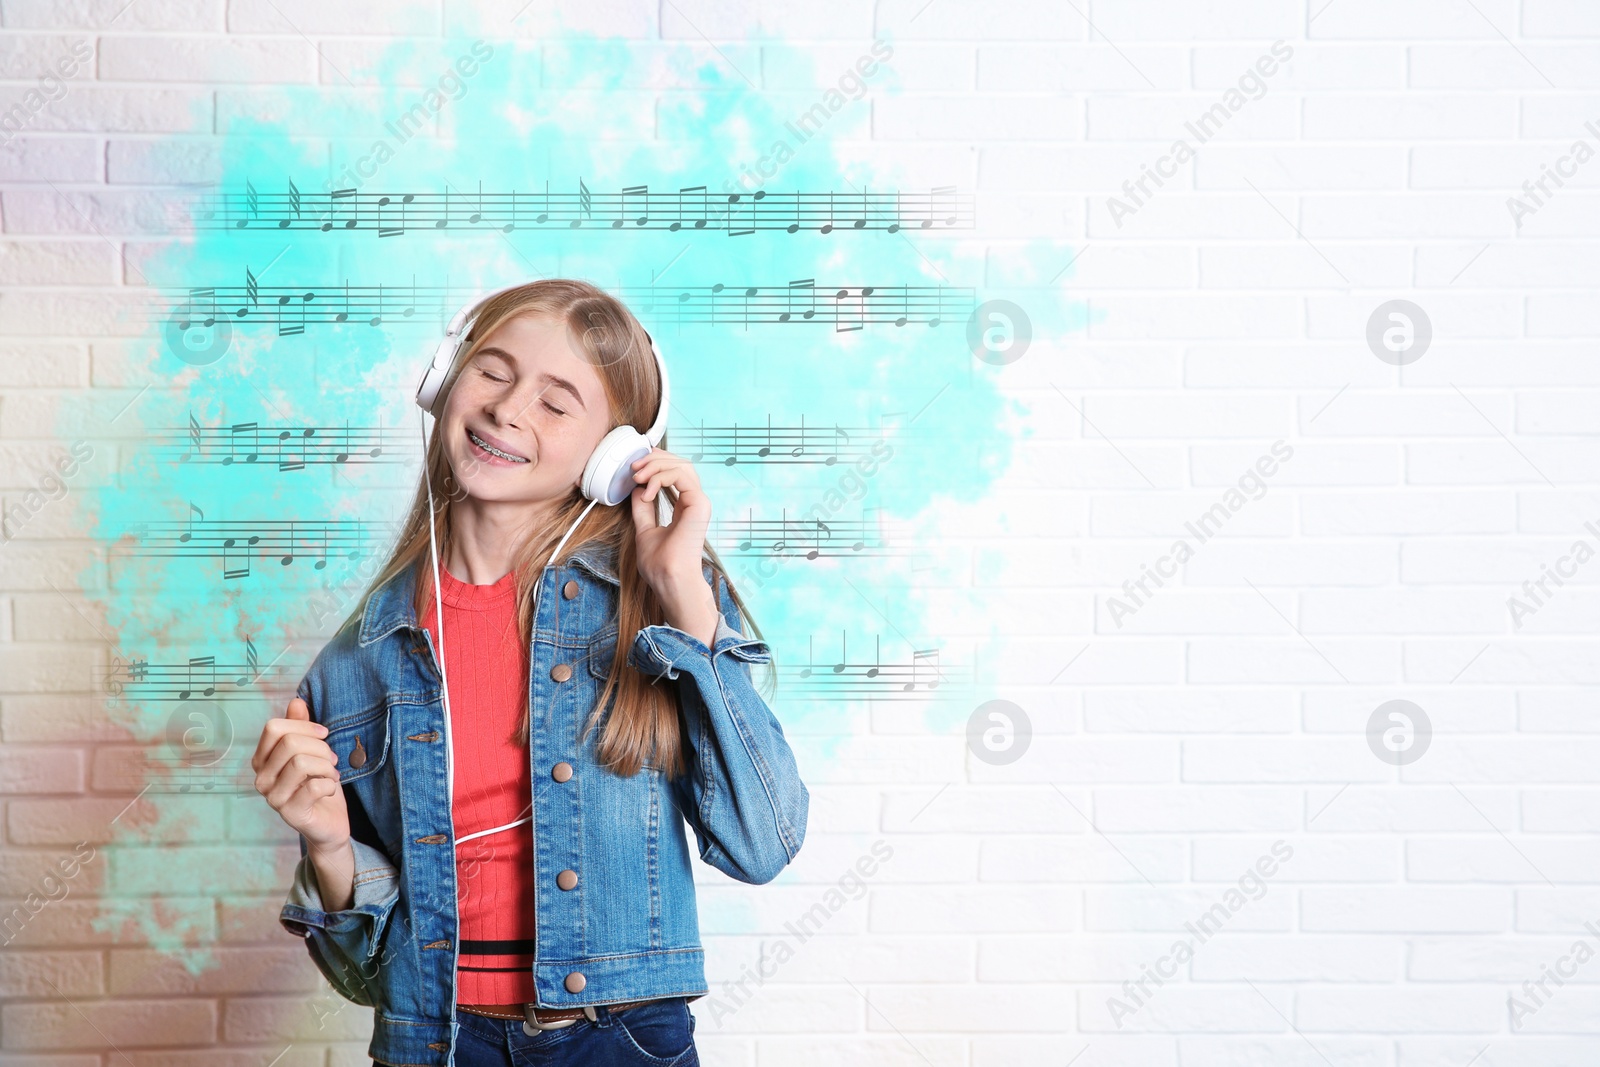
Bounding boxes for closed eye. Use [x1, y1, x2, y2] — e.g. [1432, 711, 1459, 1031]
[479, 370, 565, 416]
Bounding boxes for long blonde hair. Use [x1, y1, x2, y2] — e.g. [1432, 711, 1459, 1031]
[337, 278, 771, 779]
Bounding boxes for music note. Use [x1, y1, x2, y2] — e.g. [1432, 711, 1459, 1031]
[333, 419, 355, 463]
[618, 185, 648, 228]
[867, 634, 881, 678]
[181, 410, 202, 463]
[179, 655, 217, 700]
[575, 177, 591, 226]
[221, 533, 251, 580]
[725, 424, 739, 467]
[727, 190, 760, 237]
[325, 188, 358, 230]
[780, 278, 816, 323]
[376, 194, 408, 238]
[834, 287, 865, 333]
[240, 636, 260, 687]
[276, 291, 310, 337]
[826, 424, 848, 467]
[178, 287, 219, 330]
[806, 519, 829, 561]
[906, 649, 941, 691]
[179, 501, 203, 543]
[673, 185, 708, 231]
[689, 417, 705, 463]
[225, 422, 259, 465]
[278, 427, 312, 472]
[738, 509, 754, 552]
[283, 177, 301, 227]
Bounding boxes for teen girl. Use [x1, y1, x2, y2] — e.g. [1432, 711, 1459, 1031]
[251, 279, 809, 1066]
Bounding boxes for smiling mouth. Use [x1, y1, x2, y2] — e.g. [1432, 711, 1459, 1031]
[467, 428, 529, 463]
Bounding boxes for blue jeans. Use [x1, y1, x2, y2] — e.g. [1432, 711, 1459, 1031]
[439, 998, 699, 1066]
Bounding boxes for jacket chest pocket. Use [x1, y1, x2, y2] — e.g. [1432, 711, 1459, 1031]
[587, 623, 619, 681]
[327, 704, 391, 783]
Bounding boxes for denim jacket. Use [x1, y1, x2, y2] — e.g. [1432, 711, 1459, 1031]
[277, 538, 808, 1067]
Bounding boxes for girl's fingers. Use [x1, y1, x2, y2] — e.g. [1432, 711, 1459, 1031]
[630, 479, 659, 530]
[263, 750, 339, 812]
[256, 734, 337, 796]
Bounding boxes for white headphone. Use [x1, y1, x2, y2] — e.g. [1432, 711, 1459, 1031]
[414, 285, 670, 506]
[411, 283, 671, 852]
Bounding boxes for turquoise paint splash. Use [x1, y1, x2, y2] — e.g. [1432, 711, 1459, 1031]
[63, 24, 1084, 994]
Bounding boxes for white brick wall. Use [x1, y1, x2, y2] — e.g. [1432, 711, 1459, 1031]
[2, 0, 1598, 1064]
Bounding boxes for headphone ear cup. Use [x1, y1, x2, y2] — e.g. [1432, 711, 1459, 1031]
[415, 336, 458, 415]
[582, 426, 653, 506]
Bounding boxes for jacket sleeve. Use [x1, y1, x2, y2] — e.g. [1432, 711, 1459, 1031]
[628, 563, 809, 885]
[277, 675, 404, 1006]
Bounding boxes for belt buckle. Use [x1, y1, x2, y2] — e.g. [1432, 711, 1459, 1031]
[522, 1004, 597, 1036]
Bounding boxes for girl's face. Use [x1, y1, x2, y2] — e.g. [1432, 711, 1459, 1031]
[440, 312, 612, 506]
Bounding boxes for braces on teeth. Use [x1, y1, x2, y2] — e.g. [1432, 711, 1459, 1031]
[469, 429, 528, 462]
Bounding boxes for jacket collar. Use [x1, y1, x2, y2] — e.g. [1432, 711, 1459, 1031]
[358, 538, 622, 647]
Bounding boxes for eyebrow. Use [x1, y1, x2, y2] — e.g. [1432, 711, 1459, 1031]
[475, 346, 587, 411]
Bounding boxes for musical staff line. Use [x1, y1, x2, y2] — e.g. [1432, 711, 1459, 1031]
[103, 645, 295, 703]
[150, 413, 413, 469]
[720, 507, 892, 561]
[782, 632, 961, 699]
[156, 279, 972, 335]
[192, 179, 973, 235]
[114, 511, 374, 581]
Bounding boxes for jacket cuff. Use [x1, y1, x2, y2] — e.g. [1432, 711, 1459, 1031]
[630, 615, 771, 680]
[278, 837, 400, 962]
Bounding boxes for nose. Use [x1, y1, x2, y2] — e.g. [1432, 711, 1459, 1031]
[487, 379, 549, 428]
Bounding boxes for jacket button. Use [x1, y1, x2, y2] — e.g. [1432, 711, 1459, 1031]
[562, 579, 579, 599]
[551, 663, 573, 682]
[564, 972, 586, 993]
[556, 869, 578, 890]
[551, 761, 573, 783]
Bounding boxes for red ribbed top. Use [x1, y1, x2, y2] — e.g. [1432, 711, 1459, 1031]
[418, 564, 536, 1004]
